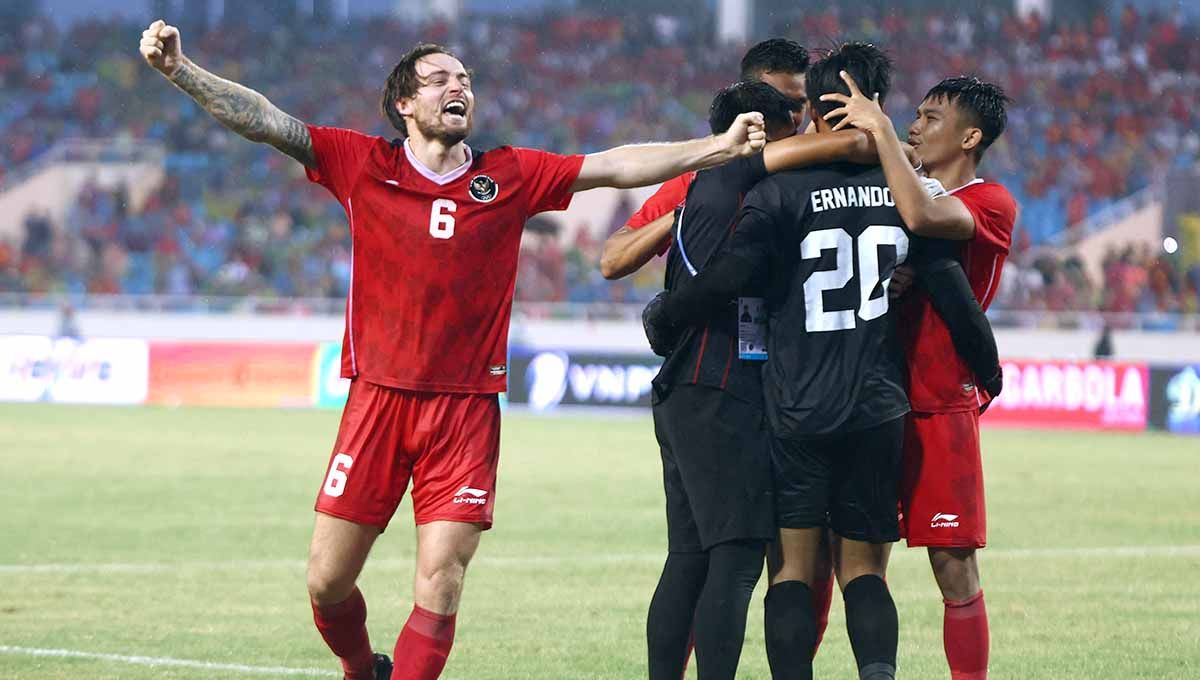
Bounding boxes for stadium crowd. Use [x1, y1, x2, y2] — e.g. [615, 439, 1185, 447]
[1, 4, 1198, 313]
[994, 245, 1200, 323]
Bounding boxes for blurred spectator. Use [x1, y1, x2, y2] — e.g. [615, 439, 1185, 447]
[0, 5, 1196, 307]
[57, 302, 82, 339]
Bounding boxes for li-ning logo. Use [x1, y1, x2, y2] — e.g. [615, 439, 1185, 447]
[453, 486, 488, 505]
[930, 512, 960, 528]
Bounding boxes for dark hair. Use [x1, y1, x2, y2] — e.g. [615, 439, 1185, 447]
[739, 38, 810, 81]
[708, 81, 798, 135]
[381, 43, 458, 135]
[806, 42, 893, 123]
[924, 76, 1012, 161]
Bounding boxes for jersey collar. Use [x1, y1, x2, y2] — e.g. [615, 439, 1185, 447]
[947, 178, 985, 195]
[403, 139, 473, 186]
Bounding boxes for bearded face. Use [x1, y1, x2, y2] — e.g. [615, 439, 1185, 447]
[399, 53, 475, 145]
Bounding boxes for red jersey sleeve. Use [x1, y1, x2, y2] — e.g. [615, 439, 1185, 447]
[513, 148, 585, 215]
[958, 182, 1018, 254]
[627, 173, 695, 228]
[304, 125, 378, 203]
[624, 172, 695, 257]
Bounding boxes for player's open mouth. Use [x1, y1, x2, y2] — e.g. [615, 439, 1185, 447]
[442, 100, 468, 122]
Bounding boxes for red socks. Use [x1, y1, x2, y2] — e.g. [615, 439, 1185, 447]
[391, 605, 457, 680]
[810, 565, 836, 658]
[312, 588, 376, 680]
[944, 590, 989, 680]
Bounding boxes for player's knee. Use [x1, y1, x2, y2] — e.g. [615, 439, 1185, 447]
[929, 548, 980, 600]
[306, 563, 356, 606]
[304, 554, 355, 606]
[416, 562, 467, 604]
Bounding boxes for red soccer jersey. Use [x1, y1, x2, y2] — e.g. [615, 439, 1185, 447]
[305, 125, 583, 393]
[625, 172, 695, 256]
[898, 180, 1018, 413]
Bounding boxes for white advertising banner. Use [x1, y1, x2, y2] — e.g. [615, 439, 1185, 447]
[0, 335, 150, 405]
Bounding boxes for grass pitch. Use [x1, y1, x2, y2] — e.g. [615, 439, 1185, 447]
[1, 404, 1197, 679]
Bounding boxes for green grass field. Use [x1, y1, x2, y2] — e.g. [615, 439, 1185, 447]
[1, 404, 1197, 679]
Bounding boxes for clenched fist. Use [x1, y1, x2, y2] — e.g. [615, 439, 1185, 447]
[719, 112, 767, 158]
[139, 19, 185, 78]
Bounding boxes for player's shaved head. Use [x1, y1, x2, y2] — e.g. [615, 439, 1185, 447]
[382, 43, 462, 135]
[807, 42, 893, 125]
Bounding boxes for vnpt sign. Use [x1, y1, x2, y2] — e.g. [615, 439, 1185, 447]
[517, 350, 660, 412]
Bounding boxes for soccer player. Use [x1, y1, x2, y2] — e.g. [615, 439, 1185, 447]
[601, 38, 811, 280]
[139, 20, 766, 680]
[644, 43, 992, 680]
[821, 74, 1017, 680]
[639, 80, 799, 680]
[614, 41, 890, 678]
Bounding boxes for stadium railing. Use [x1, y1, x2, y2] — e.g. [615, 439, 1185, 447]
[1, 293, 1197, 331]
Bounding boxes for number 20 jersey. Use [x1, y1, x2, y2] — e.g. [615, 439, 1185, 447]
[727, 163, 911, 440]
[304, 125, 584, 393]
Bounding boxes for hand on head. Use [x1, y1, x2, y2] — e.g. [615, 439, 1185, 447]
[819, 71, 891, 136]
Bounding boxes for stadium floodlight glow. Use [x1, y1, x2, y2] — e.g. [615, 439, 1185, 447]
[1163, 236, 1179, 254]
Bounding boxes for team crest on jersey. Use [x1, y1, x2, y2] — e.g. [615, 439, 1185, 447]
[469, 175, 498, 203]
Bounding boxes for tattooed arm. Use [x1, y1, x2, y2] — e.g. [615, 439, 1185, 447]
[139, 20, 315, 168]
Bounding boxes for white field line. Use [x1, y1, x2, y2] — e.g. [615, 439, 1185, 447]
[0, 645, 339, 677]
[1, 544, 1198, 575]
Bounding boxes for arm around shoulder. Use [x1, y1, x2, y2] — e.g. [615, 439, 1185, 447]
[600, 211, 674, 280]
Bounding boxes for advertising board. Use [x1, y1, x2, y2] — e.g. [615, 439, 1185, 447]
[1148, 365, 1200, 434]
[984, 360, 1148, 431]
[147, 341, 316, 408]
[0, 335, 149, 404]
[506, 348, 661, 411]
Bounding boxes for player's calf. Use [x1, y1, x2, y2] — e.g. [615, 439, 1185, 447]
[310, 587, 377, 680]
[931, 548, 988, 680]
[764, 580, 817, 680]
[843, 574, 898, 680]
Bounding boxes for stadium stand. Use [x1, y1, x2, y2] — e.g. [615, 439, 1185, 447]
[0, 4, 1197, 311]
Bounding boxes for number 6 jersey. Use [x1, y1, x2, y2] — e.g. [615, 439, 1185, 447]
[304, 125, 584, 393]
[726, 163, 911, 440]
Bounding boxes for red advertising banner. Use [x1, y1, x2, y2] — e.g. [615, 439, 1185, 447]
[984, 360, 1149, 431]
[147, 341, 318, 408]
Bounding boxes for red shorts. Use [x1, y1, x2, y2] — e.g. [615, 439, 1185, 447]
[898, 410, 986, 549]
[314, 380, 500, 530]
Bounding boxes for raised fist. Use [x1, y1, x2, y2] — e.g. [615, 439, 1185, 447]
[139, 20, 184, 77]
[721, 112, 767, 158]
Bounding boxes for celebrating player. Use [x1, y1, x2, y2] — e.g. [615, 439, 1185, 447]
[620, 40, 894, 679]
[139, 19, 766, 680]
[639, 81, 799, 680]
[645, 43, 1006, 680]
[821, 74, 1017, 680]
[646, 44, 910, 680]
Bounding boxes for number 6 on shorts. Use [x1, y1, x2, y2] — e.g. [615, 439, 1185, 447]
[323, 453, 354, 497]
